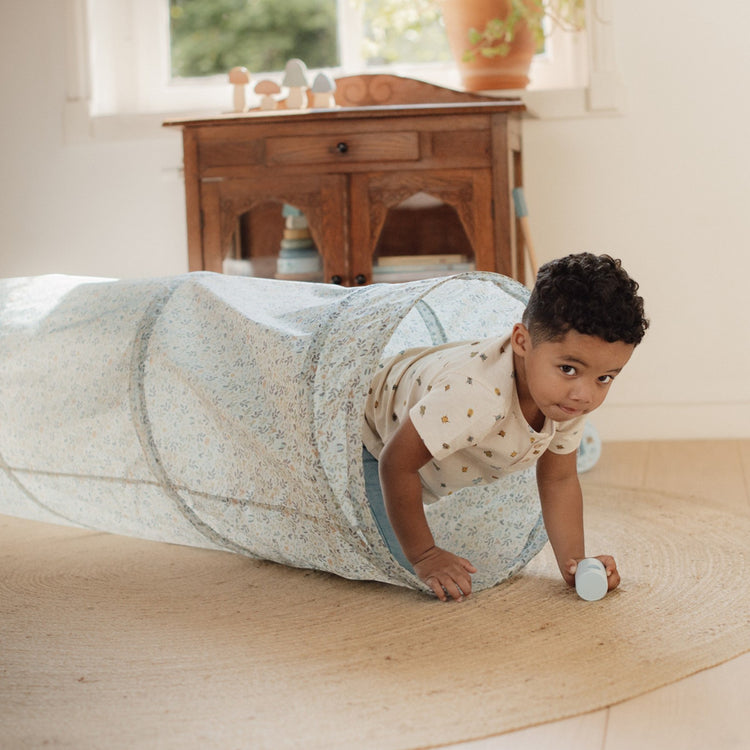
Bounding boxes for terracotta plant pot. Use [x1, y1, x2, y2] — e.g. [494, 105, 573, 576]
[441, 0, 538, 91]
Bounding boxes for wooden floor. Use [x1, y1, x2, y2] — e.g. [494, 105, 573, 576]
[451, 440, 750, 750]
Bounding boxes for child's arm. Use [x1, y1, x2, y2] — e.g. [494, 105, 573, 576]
[536, 449, 620, 591]
[379, 417, 477, 601]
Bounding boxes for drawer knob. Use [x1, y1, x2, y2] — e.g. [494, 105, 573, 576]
[336, 141, 349, 154]
[330, 274, 343, 285]
[355, 274, 367, 285]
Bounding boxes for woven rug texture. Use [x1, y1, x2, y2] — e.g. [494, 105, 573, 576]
[1, 484, 749, 750]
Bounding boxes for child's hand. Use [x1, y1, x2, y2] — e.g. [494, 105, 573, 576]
[566, 555, 620, 591]
[412, 546, 477, 602]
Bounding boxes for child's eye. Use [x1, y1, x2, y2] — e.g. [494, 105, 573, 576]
[598, 374, 614, 384]
[559, 365, 577, 376]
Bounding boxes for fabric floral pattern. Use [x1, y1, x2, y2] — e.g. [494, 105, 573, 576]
[0, 271, 585, 593]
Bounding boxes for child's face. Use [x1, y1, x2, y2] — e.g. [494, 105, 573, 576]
[511, 324, 635, 423]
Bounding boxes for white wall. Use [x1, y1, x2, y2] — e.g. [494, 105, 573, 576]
[0, 1, 187, 280]
[523, 1, 750, 440]
[1, 0, 749, 441]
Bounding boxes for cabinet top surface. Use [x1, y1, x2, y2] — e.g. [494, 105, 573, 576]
[163, 99, 524, 130]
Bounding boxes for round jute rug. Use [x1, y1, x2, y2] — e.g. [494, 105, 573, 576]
[2, 484, 750, 749]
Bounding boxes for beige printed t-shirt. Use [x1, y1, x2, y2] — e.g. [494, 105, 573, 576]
[362, 334, 585, 504]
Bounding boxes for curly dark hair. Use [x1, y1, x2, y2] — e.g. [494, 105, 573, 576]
[522, 253, 649, 345]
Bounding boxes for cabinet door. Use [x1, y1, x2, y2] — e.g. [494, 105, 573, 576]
[200, 173, 348, 284]
[349, 169, 495, 285]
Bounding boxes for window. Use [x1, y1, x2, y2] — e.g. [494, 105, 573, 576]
[169, 0, 341, 77]
[64, 0, 624, 140]
[168, 0, 451, 78]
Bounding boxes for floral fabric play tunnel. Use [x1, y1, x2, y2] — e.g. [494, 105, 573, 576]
[0, 271, 597, 592]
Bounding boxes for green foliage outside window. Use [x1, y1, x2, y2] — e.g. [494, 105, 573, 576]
[169, 0, 450, 79]
[169, 0, 339, 77]
[361, 0, 450, 65]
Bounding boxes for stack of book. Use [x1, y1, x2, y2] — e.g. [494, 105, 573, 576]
[275, 205, 323, 282]
[372, 254, 474, 283]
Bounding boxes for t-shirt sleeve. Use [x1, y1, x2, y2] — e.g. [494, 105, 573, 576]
[547, 415, 587, 454]
[408, 373, 502, 461]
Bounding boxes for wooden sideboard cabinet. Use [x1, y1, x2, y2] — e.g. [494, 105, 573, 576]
[164, 75, 526, 286]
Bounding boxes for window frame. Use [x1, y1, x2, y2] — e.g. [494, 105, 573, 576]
[64, 0, 625, 143]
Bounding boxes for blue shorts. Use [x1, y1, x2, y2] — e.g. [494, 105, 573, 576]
[362, 447, 415, 572]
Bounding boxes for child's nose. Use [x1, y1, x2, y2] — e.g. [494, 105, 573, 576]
[570, 381, 594, 404]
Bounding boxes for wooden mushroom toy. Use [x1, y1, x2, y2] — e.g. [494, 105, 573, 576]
[282, 59, 309, 110]
[228, 66, 251, 112]
[255, 79, 281, 111]
[310, 72, 337, 108]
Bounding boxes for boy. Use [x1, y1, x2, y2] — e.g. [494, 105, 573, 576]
[362, 253, 649, 601]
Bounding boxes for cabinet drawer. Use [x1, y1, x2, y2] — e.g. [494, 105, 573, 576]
[265, 131, 419, 167]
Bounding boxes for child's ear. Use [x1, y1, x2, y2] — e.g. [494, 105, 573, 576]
[511, 323, 533, 357]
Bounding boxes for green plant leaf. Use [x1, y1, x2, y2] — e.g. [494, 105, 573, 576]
[484, 43, 509, 57]
[458, 0, 584, 60]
